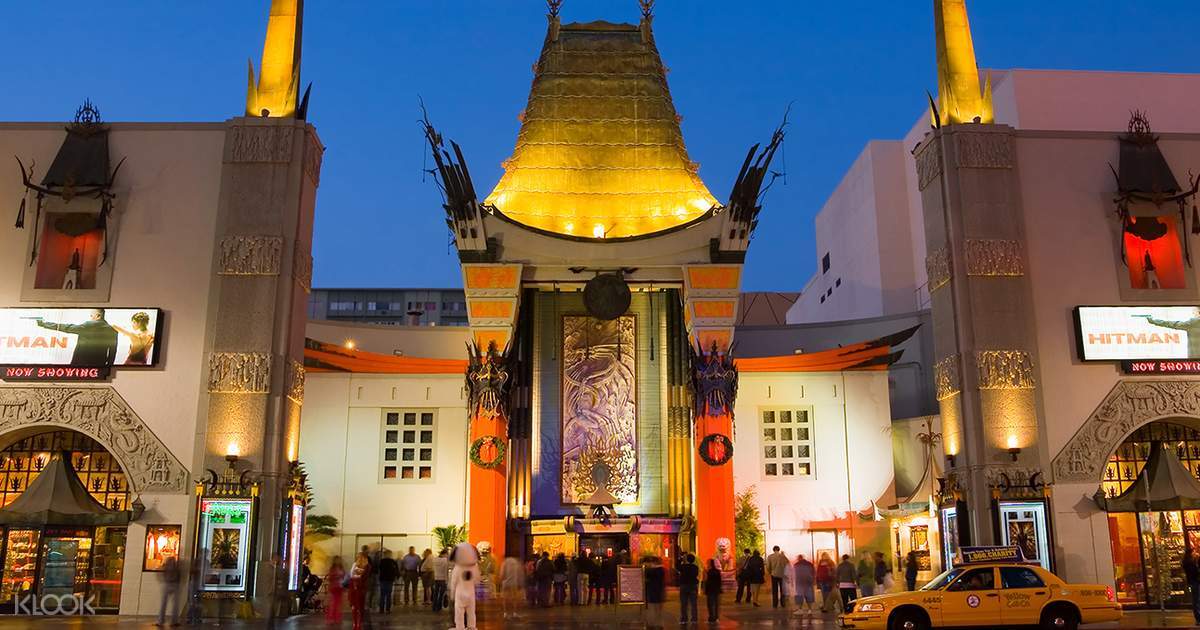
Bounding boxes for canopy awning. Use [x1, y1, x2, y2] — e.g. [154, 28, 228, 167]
[0, 452, 133, 526]
[1093, 441, 1200, 512]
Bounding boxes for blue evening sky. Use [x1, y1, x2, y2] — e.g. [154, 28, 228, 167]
[1, 1, 1193, 291]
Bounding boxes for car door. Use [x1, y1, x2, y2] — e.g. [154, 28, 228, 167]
[940, 567, 1001, 626]
[998, 566, 1051, 626]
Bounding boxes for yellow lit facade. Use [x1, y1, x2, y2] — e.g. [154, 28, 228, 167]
[483, 20, 718, 239]
[246, 0, 302, 118]
[933, 0, 994, 125]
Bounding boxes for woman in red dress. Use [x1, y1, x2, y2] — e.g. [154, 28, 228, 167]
[325, 556, 346, 624]
[348, 553, 371, 630]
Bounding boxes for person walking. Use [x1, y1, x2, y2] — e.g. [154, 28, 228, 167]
[792, 554, 815, 617]
[734, 548, 751, 604]
[377, 549, 399, 613]
[836, 554, 857, 612]
[431, 549, 450, 613]
[552, 553, 569, 604]
[400, 546, 421, 606]
[703, 558, 723, 623]
[856, 552, 875, 598]
[602, 554, 618, 605]
[904, 551, 919, 592]
[873, 551, 892, 594]
[348, 553, 371, 630]
[155, 554, 181, 626]
[419, 548, 435, 605]
[535, 551, 554, 607]
[746, 549, 766, 607]
[498, 554, 524, 618]
[643, 556, 667, 630]
[361, 545, 378, 613]
[678, 553, 700, 623]
[766, 546, 789, 609]
[1186, 550, 1200, 625]
[266, 552, 291, 628]
[816, 553, 836, 613]
[326, 556, 346, 624]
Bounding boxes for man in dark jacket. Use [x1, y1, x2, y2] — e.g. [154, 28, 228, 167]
[746, 550, 766, 606]
[377, 550, 400, 613]
[535, 552, 554, 607]
[1185, 550, 1200, 624]
[36, 309, 117, 366]
[677, 553, 700, 623]
[735, 548, 751, 603]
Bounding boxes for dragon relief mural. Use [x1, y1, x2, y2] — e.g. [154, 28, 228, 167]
[561, 315, 638, 504]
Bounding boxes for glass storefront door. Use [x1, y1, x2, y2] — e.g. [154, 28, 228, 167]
[1138, 511, 1187, 608]
[90, 527, 126, 611]
[38, 530, 92, 599]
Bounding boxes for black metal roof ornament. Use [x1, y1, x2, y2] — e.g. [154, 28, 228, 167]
[724, 105, 789, 242]
[1107, 111, 1200, 267]
[13, 100, 126, 265]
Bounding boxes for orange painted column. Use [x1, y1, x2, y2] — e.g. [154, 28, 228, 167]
[694, 412, 734, 565]
[468, 412, 507, 558]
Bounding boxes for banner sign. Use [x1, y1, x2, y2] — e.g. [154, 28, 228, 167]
[959, 546, 1022, 565]
[0, 307, 162, 370]
[1074, 305, 1200, 361]
[1121, 360, 1200, 375]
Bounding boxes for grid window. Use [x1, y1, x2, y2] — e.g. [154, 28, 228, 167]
[381, 409, 437, 482]
[760, 407, 814, 478]
[0, 429, 131, 511]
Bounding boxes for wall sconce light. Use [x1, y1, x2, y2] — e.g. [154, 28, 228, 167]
[1006, 435, 1021, 462]
[225, 441, 240, 463]
[344, 339, 356, 350]
[947, 454, 956, 468]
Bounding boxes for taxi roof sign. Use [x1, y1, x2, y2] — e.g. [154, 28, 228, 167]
[958, 546, 1024, 565]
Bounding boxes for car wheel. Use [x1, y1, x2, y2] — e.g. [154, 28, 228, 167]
[889, 610, 928, 630]
[1040, 606, 1079, 630]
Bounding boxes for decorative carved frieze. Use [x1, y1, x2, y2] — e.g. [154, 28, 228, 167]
[955, 132, 1013, 169]
[926, 246, 952, 292]
[292, 243, 313, 294]
[916, 141, 943, 191]
[286, 360, 305, 405]
[0, 387, 189, 493]
[964, 239, 1024, 277]
[976, 350, 1036, 390]
[1053, 380, 1200, 483]
[934, 355, 961, 401]
[230, 125, 294, 163]
[304, 132, 324, 187]
[208, 352, 272, 394]
[984, 465, 1047, 500]
[218, 236, 283, 276]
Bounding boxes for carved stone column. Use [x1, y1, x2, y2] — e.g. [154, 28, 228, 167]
[915, 125, 1045, 548]
[195, 117, 321, 599]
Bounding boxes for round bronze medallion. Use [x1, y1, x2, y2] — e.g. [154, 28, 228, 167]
[699, 433, 733, 466]
[583, 273, 631, 320]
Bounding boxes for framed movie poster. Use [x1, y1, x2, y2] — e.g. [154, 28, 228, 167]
[0, 307, 163, 368]
[198, 499, 254, 593]
[143, 524, 182, 572]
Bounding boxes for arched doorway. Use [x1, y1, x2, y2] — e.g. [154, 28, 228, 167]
[0, 427, 134, 613]
[1100, 420, 1200, 608]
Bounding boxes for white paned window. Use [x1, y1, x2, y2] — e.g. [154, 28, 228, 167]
[760, 407, 814, 478]
[380, 409, 436, 482]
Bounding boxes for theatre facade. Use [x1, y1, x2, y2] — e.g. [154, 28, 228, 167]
[0, 1, 320, 616]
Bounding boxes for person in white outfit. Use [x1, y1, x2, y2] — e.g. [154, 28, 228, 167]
[449, 542, 480, 630]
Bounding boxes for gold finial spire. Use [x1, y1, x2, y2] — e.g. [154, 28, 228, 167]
[933, 0, 993, 126]
[246, 0, 303, 118]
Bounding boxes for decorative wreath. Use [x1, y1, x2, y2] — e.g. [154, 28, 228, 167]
[698, 433, 733, 466]
[469, 435, 507, 469]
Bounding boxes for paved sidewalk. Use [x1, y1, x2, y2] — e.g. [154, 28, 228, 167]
[0, 600, 1194, 628]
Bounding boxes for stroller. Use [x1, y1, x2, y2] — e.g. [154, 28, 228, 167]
[300, 571, 324, 613]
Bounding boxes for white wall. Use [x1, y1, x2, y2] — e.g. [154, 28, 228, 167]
[733, 370, 895, 556]
[299, 371, 469, 572]
[0, 123, 226, 615]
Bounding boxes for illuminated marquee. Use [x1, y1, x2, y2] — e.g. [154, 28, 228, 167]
[0, 307, 163, 370]
[1074, 305, 1200, 361]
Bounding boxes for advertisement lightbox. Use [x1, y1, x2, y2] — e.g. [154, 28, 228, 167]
[0, 307, 163, 369]
[199, 499, 253, 594]
[1074, 305, 1200, 361]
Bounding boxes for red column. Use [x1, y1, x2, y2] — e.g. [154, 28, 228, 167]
[468, 413, 507, 558]
[694, 412, 734, 565]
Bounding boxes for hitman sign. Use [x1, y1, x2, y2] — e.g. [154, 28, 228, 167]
[0, 307, 163, 381]
[1075, 306, 1200, 373]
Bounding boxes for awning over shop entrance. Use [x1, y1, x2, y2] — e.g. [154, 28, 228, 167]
[0, 451, 138, 526]
[1093, 441, 1200, 512]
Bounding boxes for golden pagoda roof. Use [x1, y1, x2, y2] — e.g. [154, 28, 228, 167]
[483, 18, 719, 240]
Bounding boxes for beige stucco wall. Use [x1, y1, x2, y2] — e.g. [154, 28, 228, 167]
[0, 122, 226, 614]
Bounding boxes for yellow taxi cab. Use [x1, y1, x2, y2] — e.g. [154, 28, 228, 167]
[838, 547, 1121, 630]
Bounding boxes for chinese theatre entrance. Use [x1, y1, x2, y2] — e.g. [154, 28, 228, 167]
[1096, 421, 1200, 608]
[0, 429, 137, 613]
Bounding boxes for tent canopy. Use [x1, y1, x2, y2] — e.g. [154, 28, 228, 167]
[0, 451, 131, 526]
[1094, 441, 1200, 513]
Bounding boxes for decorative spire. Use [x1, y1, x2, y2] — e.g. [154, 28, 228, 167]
[246, 0, 306, 118]
[932, 0, 993, 126]
[547, 0, 562, 17]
